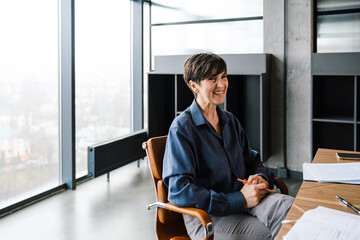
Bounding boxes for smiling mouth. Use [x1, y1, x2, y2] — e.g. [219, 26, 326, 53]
[214, 91, 224, 95]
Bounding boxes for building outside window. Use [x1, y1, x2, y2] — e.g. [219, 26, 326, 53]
[0, 0, 59, 209]
[0, 0, 134, 212]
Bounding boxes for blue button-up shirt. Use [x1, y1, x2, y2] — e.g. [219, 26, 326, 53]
[163, 100, 273, 216]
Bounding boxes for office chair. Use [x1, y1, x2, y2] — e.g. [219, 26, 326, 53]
[143, 135, 289, 240]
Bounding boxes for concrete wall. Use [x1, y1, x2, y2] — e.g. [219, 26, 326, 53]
[263, 0, 286, 170]
[264, 0, 313, 175]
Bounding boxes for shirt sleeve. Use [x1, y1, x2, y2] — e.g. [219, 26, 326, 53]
[163, 126, 246, 216]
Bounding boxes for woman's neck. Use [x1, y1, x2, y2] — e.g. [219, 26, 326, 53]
[196, 99, 221, 135]
[196, 99, 216, 118]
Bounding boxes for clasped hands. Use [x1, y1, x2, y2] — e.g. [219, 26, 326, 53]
[240, 174, 269, 208]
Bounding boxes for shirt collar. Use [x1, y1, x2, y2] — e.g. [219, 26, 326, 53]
[190, 99, 229, 127]
[190, 100, 207, 126]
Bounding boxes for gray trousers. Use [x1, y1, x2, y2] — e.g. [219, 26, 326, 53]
[183, 193, 294, 240]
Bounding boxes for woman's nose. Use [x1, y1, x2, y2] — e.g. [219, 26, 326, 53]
[217, 78, 226, 87]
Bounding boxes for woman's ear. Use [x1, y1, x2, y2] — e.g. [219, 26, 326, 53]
[189, 80, 198, 94]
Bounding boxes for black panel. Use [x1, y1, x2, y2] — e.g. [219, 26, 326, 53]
[313, 76, 354, 120]
[148, 74, 175, 138]
[88, 130, 147, 178]
[312, 122, 354, 158]
[176, 74, 194, 113]
[261, 73, 271, 161]
[357, 124, 360, 151]
[243, 75, 261, 151]
[226, 75, 246, 124]
[226, 75, 260, 152]
[357, 76, 360, 123]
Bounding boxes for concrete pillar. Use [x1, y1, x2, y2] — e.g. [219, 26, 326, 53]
[264, 0, 313, 174]
[286, 0, 313, 171]
[263, 0, 286, 169]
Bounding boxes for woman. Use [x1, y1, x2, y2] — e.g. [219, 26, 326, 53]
[162, 53, 293, 240]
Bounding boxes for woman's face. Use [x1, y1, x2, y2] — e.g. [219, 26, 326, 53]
[190, 70, 228, 108]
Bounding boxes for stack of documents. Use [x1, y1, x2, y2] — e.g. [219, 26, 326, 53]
[303, 162, 360, 184]
[284, 206, 360, 240]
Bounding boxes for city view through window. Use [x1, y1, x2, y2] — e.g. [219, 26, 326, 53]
[75, 0, 131, 177]
[0, 0, 59, 208]
[0, 0, 132, 208]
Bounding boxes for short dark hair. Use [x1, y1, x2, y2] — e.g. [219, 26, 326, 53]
[183, 53, 227, 87]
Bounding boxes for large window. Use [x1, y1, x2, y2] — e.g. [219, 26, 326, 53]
[0, 0, 140, 215]
[148, 0, 263, 69]
[151, 21, 262, 57]
[0, 0, 59, 209]
[75, 0, 132, 177]
[316, 0, 360, 52]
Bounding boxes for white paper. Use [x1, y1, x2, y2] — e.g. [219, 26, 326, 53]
[303, 162, 360, 184]
[283, 206, 360, 240]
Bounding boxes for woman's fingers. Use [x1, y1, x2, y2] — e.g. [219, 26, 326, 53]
[247, 174, 258, 184]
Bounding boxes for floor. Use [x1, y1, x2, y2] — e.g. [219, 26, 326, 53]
[0, 160, 302, 240]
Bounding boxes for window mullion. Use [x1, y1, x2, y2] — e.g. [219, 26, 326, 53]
[60, 0, 76, 190]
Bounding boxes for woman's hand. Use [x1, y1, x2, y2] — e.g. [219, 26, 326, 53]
[240, 174, 269, 208]
[247, 174, 269, 189]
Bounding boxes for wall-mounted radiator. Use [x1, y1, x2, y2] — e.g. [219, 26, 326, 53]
[88, 129, 148, 178]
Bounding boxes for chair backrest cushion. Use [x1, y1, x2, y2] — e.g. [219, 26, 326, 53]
[147, 136, 167, 180]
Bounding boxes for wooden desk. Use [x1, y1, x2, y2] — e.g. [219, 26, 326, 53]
[276, 148, 360, 239]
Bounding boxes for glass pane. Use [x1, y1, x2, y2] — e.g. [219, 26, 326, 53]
[151, 20, 263, 65]
[317, 13, 360, 53]
[0, 0, 59, 208]
[151, 0, 263, 23]
[75, 0, 131, 177]
[318, 0, 360, 11]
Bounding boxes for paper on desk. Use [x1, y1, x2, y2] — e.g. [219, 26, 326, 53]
[283, 206, 360, 240]
[303, 162, 360, 184]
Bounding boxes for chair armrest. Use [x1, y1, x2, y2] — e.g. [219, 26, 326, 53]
[274, 177, 289, 195]
[165, 202, 212, 229]
[147, 201, 214, 240]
